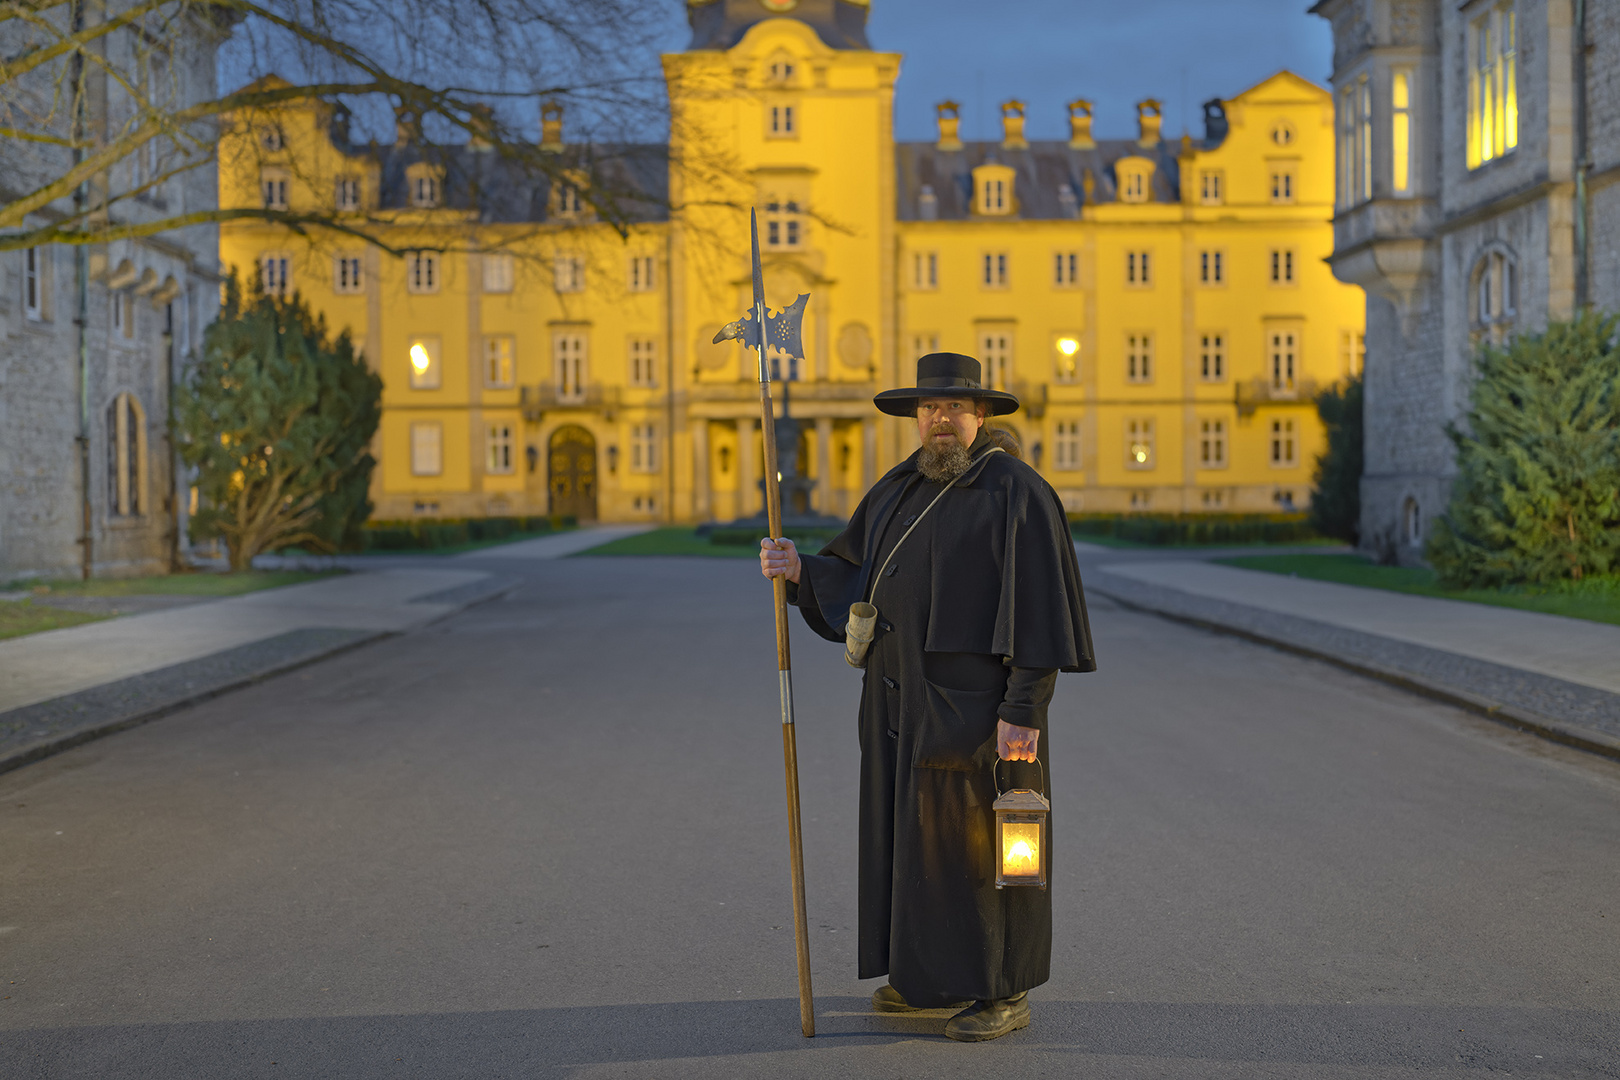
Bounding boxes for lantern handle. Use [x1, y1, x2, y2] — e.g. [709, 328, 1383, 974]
[993, 756, 1045, 799]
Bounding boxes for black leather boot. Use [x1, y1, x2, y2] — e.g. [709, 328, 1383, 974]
[944, 992, 1030, 1041]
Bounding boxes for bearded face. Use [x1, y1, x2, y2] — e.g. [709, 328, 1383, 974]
[915, 397, 984, 482]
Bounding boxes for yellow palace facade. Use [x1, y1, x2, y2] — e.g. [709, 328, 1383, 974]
[219, 0, 1363, 524]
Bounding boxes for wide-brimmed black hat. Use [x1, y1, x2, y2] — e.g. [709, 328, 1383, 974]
[873, 353, 1020, 417]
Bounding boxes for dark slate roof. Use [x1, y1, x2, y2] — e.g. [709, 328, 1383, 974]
[332, 139, 670, 223]
[895, 139, 1184, 221]
[687, 0, 871, 51]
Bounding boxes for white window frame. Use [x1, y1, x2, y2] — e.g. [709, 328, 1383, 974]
[1199, 332, 1226, 382]
[260, 252, 291, 297]
[554, 254, 585, 293]
[628, 254, 656, 293]
[554, 331, 587, 402]
[1340, 329, 1366, 376]
[631, 422, 659, 473]
[1125, 332, 1153, 384]
[1052, 418, 1081, 471]
[981, 252, 1009, 289]
[407, 251, 440, 294]
[23, 246, 45, 320]
[1199, 170, 1223, 205]
[1270, 248, 1296, 285]
[411, 171, 440, 209]
[981, 177, 1007, 213]
[913, 251, 939, 290]
[1126, 417, 1155, 470]
[1053, 251, 1079, 288]
[768, 103, 797, 137]
[1270, 418, 1298, 467]
[910, 333, 940, 362]
[1199, 417, 1228, 468]
[1120, 170, 1148, 203]
[1269, 164, 1296, 204]
[106, 392, 146, 516]
[1269, 328, 1299, 392]
[484, 335, 514, 389]
[411, 421, 443, 476]
[1125, 250, 1152, 287]
[484, 253, 515, 294]
[629, 336, 658, 388]
[486, 422, 515, 475]
[762, 199, 803, 250]
[978, 329, 1012, 391]
[260, 168, 288, 211]
[333, 254, 364, 295]
[335, 176, 362, 212]
[1199, 249, 1224, 286]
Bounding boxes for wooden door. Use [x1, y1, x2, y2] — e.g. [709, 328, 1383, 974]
[548, 425, 597, 521]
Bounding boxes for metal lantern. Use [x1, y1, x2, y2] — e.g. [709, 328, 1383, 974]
[992, 760, 1050, 890]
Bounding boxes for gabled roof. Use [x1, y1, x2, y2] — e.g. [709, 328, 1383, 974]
[896, 139, 1182, 221]
[686, 0, 872, 51]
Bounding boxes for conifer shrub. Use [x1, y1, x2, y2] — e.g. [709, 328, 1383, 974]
[1308, 374, 1363, 544]
[175, 277, 383, 570]
[1428, 312, 1620, 587]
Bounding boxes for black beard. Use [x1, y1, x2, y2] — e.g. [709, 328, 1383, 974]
[917, 437, 972, 482]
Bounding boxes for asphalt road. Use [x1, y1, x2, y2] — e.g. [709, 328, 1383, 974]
[3, 554, 1619, 1079]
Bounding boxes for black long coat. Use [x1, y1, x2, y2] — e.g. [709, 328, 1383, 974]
[790, 440, 1095, 1004]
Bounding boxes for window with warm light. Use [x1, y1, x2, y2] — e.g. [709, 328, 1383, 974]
[554, 332, 586, 402]
[1200, 418, 1227, 468]
[1052, 419, 1081, 470]
[411, 421, 443, 476]
[1199, 249, 1224, 285]
[1392, 70, 1413, 193]
[1269, 329, 1299, 392]
[1468, 4, 1517, 168]
[1270, 418, 1297, 466]
[979, 329, 1012, 390]
[486, 423, 515, 474]
[481, 253, 514, 294]
[629, 336, 658, 387]
[408, 336, 441, 389]
[407, 251, 439, 294]
[484, 335, 514, 388]
[1199, 332, 1226, 381]
[333, 254, 364, 294]
[1126, 418, 1155, 469]
[982, 252, 1009, 288]
[1053, 335, 1080, 383]
[1053, 251, 1079, 287]
[1125, 333, 1152, 384]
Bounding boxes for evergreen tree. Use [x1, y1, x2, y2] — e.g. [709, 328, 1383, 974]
[1428, 312, 1620, 587]
[1309, 373, 1363, 544]
[174, 277, 382, 571]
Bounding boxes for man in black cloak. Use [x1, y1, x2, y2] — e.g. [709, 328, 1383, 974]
[760, 352, 1095, 1042]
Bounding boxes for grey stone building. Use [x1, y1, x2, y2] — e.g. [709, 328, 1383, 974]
[1, 7, 226, 580]
[1312, 0, 1620, 561]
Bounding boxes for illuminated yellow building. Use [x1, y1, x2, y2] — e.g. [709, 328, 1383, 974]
[220, 0, 1363, 524]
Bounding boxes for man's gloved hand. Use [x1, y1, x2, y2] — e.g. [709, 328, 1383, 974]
[997, 720, 1039, 762]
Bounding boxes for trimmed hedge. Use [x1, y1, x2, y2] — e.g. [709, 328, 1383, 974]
[709, 526, 844, 549]
[1070, 512, 1317, 546]
[361, 514, 575, 552]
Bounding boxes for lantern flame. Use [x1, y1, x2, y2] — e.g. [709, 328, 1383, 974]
[1001, 823, 1041, 877]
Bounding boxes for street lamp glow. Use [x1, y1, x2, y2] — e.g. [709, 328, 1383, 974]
[409, 343, 432, 375]
[1056, 337, 1079, 356]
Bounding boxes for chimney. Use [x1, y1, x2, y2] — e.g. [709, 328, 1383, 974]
[935, 101, 963, 151]
[1067, 99, 1095, 149]
[1000, 100, 1028, 150]
[468, 104, 495, 151]
[394, 105, 420, 146]
[540, 101, 564, 151]
[1136, 99, 1163, 148]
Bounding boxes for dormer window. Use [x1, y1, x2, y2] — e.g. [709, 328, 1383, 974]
[557, 184, 581, 215]
[407, 164, 441, 208]
[971, 163, 1016, 216]
[767, 56, 796, 83]
[1115, 158, 1155, 204]
[258, 126, 283, 152]
[763, 198, 803, 249]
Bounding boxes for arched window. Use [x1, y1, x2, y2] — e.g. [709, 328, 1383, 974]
[105, 392, 146, 517]
[1403, 497, 1422, 547]
[1471, 248, 1517, 344]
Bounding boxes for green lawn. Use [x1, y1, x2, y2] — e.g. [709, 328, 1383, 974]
[1074, 533, 1344, 551]
[1216, 553, 1620, 627]
[0, 601, 111, 642]
[577, 527, 840, 559]
[9, 570, 339, 598]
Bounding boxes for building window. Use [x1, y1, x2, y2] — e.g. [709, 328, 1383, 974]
[1053, 251, 1079, 287]
[1472, 250, 1518, 342]
[554, 254, 585, 293]
[111, 291, 135, 337]
[1125, 332, 1152, 383]
[910, 333, 939, 361]
[259, 125, 283, 152]
[408, 335, 441, 389]
[982, 252, 1009, 288]
[1126, 418, 1154, 469]
[979, 330, 1012, 390]
[769, 104, 797, 136]
[1199, 417, 1227, 468]
[629, 254, 656, 292]
[768, 58, 796, 82]
[335, 177, 361, 211]
[763, 199, 802, 249]
[1119, 169, 1148, 203]
[334, 254, 364, 294]
[411, 421, 443, 476]
[484, 253, 514, 293]
[1269, 329, 1298, 392]
[1392, 70, 1413, 194]
[1125, 250, 1151, 286]
[260, 168, 288, 210]
[1199, 249, 1224, 285]
[1340, 329, 1366, 376]
[983, 177, 1006, 212]
[407, 251, 439, 294]
[1053, 335, 1080, 384]
[260, 253, 290, 296]
[23, 246, 45, 320]
[1340, 77, 1372, 206]
[484, 335, 514, 388]
[486, 423, 515, 474]
[1202, 488, 1227, 509]
[1468, 4, 1518, 168]
[1053, 419, 1081, 471]
[631, 423, 659, 473]
[1272, 120, 1296, 147]
[555, 332, 586, 402]
[105, 392, 144, 516]
[629, 336, 658, 387]
[1403, 496, 1422, 546]
[1269, 165, 1296, 204]
[410, 170, 439, 208]
[1359, 78, 1372, 201]
[1199, 332, 1225, 381]
[1270, 418, 1297, 466]
[913, 251, 939, 290]
[1199, 170, 1224, 205]
[1270, 249, 1295, 284]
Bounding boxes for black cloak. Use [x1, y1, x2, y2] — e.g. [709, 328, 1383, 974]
[789, 435, 1094, 1004]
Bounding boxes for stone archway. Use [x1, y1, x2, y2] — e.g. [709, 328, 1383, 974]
[548, 425, 597, 521]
